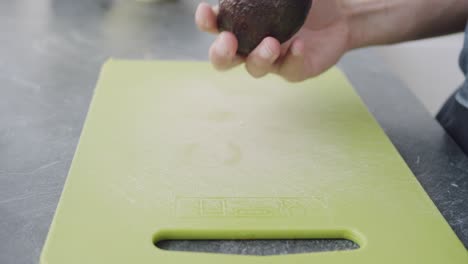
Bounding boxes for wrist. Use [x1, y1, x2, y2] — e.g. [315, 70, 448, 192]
[341, 0, 407, 50]
[341, 0, 468, 50]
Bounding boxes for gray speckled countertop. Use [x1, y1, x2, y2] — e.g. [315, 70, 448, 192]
[0, 1, 467, 263]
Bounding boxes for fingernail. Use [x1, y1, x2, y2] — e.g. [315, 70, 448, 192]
[215, 35, 230, 57]
[212, 5, 219, 14]
[203, 19, 211, 29]
[259, 44, 273, 60]
[291, 44, 302, 57]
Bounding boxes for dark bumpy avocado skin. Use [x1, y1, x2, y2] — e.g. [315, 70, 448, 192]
[217, 0, 313, 56]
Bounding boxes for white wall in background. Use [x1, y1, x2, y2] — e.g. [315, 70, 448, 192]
[376, 33, 465, 115]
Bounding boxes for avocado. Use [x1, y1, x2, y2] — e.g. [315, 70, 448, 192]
[217, 0, 313, 56]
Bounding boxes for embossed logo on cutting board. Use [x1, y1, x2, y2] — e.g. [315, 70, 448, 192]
[176, 197, 325, 218]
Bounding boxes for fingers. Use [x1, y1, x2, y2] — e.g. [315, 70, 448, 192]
[276, 38, 306, 82]
[209, 32, 244, 71]
[196, 3, 307, 81]
[195, 2, 219, 34]
[197, 3, 242, 72]
[245, 37, 281, 78]
[208, 34, 307, 80]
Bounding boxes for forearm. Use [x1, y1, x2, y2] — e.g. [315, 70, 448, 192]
[342, 0, 468, 49]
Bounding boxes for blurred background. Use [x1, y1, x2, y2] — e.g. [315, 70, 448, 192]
[376, 34, 465, 115]
[1, 0, 465, 116]
[1, 1, 467, 264]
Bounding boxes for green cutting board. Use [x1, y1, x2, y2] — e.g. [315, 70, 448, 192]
[41, 60, 467, 263]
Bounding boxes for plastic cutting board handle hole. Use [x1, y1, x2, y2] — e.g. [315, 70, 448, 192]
[153, 230, 362, 256]
[155, 239, 359, 256]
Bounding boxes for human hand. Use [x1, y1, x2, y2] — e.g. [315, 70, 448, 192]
[195, 0, 352, 82]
